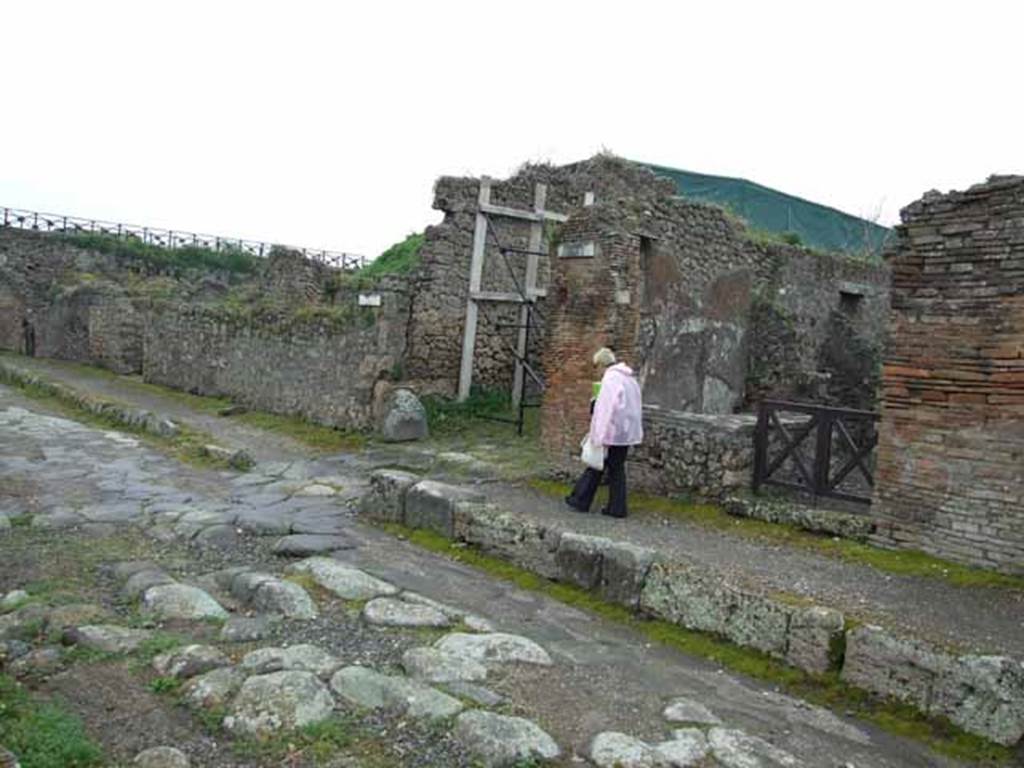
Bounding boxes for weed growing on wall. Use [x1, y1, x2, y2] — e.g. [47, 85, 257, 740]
[356, 231, 424, 280]
[61, 232, 260, 277]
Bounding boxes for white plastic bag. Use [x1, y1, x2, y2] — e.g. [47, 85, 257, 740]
[580, 434, 606, 470]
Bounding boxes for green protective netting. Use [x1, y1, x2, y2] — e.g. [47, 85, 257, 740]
[641, 162, 891, 255]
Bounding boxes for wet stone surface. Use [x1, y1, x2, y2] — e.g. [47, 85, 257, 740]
[0, 382, 970, 767]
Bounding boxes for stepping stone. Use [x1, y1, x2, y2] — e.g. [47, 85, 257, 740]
[453, 710, 560, 767]
[663, 696, 722, 725]
[590, 732, 663, 768]
[223, 671, 335, 737]
[233, 509, 292, 536]
[434, 632, 552, 667]
[63, 625, 153, 654]
[220, 616, 276, 643]
[153, 644, 230, 679]
[330, 665, 463, 719]
[272, 534, 354, 556]
[122, 569, 176, 600]
[294, 484, 338, 497]
[194, 524, 240, 548]
[240, 645, 341, 679]
[141, 584, 229, 621]
[9, 646, 63, 677]
[183, 667, 247, 710]
[708, 728, 804, 768]
[133, 746, 190, 768]
[445, 681, 504, 707]
[251, 579, 318, 620]
[229, 571, 278, 602]
[402, 647, 489, 683]
[656, 729, 710, 767]
[46, 604, 111, 634]
[363, 597, 451, 628]
[286, 558, 398, 600]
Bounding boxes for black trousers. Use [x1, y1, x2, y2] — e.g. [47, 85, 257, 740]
[567, 445, 629, 517]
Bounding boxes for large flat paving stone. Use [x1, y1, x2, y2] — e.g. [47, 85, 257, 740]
[223, 670, 335, 737]
[286, 557, 398, 600]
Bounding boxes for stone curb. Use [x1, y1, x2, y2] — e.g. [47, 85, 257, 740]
[722, 493, 875, 542]
[359, 469, 1024, 747]
[0, 361, 252, 468]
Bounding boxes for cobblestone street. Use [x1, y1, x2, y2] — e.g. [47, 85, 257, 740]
[0, 383, 967, 767]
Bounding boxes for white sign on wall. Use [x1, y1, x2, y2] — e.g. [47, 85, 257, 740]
[358, 293, 382, 307]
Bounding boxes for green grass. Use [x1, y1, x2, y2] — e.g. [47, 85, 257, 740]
[233, 410, 367, 452]
[380, 524, 1014, 766]
[422, 388, 536, 439]
[229, 714, 405, 766]
[0, 674, 103, 768]
[61, 231, 260, 276]
[527, 479, 1024, 592]
[148, 676, 183, 695]
[355, 231, 424, 281]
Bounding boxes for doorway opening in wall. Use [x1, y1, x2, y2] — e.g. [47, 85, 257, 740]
[839, 290, 863, 319]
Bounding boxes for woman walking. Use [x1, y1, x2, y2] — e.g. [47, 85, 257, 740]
[565, 348, 643, 518]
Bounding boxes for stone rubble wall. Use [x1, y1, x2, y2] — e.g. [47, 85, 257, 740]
[359, 472, 1024, 747]
[537, 158, 889, 485]
[142, 285, 410, 430]
[872, 176, 1024, 573]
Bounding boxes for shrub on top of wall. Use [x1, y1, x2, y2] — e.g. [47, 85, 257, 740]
[357, 232, 424, 280]
[61, 232, 261, 277]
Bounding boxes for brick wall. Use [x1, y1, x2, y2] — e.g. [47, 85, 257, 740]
[872, 176, 1024, 573]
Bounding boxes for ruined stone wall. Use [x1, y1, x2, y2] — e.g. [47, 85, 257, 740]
[538, 161, 889, 494]
[142, 283, 410, 429]
[404, 157, 677, 395]
[746, 249, 889, 409]
[872, 176, 1024, 573]
[0, 229, 152, 372]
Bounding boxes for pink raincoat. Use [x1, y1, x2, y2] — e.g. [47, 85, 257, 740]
[589, 363, 643, 447]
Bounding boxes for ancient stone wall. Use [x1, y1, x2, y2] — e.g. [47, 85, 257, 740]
[404, 157, 677, 395]
[872, 176, 1024, 573]
[538, 161, 889, 489]
[0, 229, 152, 372]
[142, 282, 410, 429]
[746, 249, 889, 409]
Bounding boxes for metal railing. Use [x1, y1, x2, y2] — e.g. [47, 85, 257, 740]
[1, 205, 367, 271]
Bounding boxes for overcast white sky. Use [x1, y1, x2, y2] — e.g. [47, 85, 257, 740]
[2, 1, 1021, 259]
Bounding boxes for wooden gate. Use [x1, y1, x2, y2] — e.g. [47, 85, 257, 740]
[752, 400, 879, 504]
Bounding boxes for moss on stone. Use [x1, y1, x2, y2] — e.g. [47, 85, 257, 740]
[380, 523, 1015, 765]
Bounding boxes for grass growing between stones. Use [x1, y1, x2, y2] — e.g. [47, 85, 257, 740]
[231, 714, 400, 767]
[527, 478, 1024, 592]
[382, 523, 1016, 766]
[0, 674, 104, 768]
[233, 411, 367, 453]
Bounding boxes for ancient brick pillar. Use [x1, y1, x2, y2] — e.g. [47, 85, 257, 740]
[540, 207, 644, 468]
[872, 176, 1024, 573]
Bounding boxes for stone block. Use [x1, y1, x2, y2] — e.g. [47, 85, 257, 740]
[457, 504, 561, 579]
[359, 469, 420, 524]
[555, 533, 611, 590]
[404, 481, 485, 539]
[723, 593, 793, 657]
[840, 625, 951, 711]
[639, 561, 731, 636]
[597, 540, 656, 608]
[931, 655, 1024, 746]
[786, 606, 844, 675]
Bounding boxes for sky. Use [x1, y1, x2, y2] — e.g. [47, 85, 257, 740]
[1, 1, 1021, 261]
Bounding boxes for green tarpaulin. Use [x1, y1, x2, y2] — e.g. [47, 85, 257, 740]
[641, 162, 890, 255]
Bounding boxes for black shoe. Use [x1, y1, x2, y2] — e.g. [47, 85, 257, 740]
[565, 496, 590, 513]
[600, 507, 627, 519]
